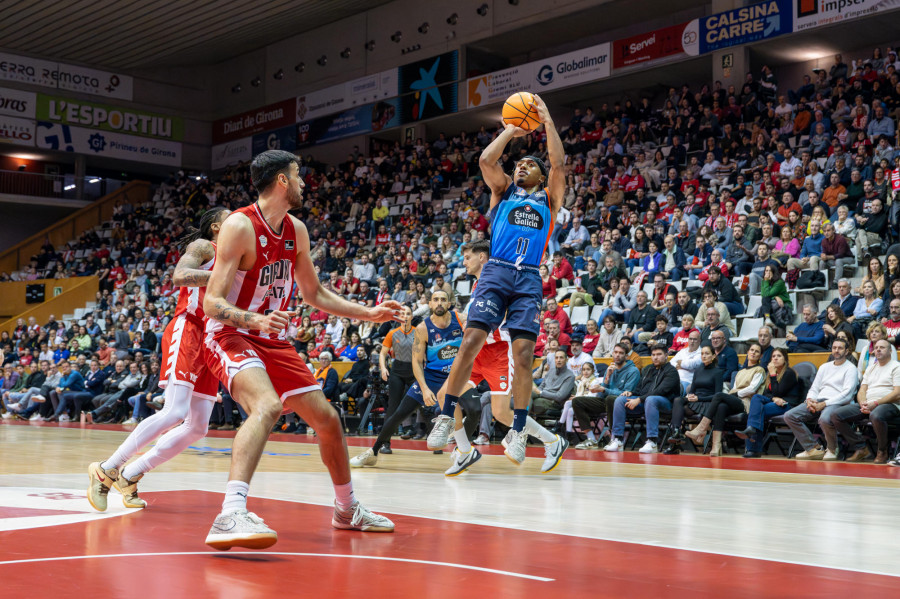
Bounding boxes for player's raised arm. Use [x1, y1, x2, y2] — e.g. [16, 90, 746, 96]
[203, 213, 284, 333]
[478, 126, 518, 197]
[172, 239, 215, 287]
[530, 94, 566, 213]
[291, 216, 402, 323]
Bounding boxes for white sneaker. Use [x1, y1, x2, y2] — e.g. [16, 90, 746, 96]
[796, 447, 825, 460]
[575, 438, 599, 449]
[349, 448, 378, 468]
[205, 509, 278, 550]
[444, 447, 482, 477]
[32, 395, 45, 403]
[604, 438, 624, 452]
[426, 415, 456, 450]
[503, 430, 529, 464]
[541, 435, 569, 473]
[823, 449, 839, 462]
[122, 418, 137, 425]
[501, 428, 516, 449]
[7, 403, 20, 411]
[59, 414, 71, 422]
[639, 439, 658, 454]
[28, 413, 41, 421]
[332, 501, 394, 532]
[472, 433, 490, 445]
[1, 412, 13, 420]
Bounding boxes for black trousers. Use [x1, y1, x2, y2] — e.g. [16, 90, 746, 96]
[707, 392, 746, 431]
[670, 396, 705, 429]
[387, 364, 416, 425]
[372, 388, 480, 454]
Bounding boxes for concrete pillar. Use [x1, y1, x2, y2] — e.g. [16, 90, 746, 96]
[74, 155, 86, 201]
[708, 0, 752, 93]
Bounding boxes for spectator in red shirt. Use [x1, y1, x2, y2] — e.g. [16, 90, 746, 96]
[776, 191, 803, 227]
[551, 252, 574, 282]
[542, 297, 572, 335]
[534, 319, 571, 357]
[539, 264, 557, 300]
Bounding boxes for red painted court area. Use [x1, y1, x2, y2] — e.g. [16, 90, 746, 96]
[0, 490, 894, 598]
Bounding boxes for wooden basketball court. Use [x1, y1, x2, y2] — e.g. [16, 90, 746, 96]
[1, 420, 897, 598]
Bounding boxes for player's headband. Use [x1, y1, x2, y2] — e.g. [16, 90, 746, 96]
[519, 155, 548, 179]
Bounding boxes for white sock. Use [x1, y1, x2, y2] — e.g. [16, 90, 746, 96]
[454, 428, 472, 453]
[586, 430, 597, 442]
[524, 416, 556, 444]
[334, 482, 356, 510]
[222, 480, 249, 514]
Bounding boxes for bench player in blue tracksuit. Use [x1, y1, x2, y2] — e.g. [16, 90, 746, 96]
[427, 94, 567, 465]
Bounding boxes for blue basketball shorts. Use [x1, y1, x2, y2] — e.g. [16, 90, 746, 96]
[467, 260, 542, 338]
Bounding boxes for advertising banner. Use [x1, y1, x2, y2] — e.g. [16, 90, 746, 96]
[397, 51, 459, 122]
[466, 64, 535, 110]
[696, 0, 792, 54]
[465, 43, 610, 109]
[613, 23, 691, 68]
[252, 124, 297, 155]
[35, 121, 182, 167]
[0, 52, 133, 100]
[793, 0, 899, 31]
[296, 69, 397, 122]
[0, 86, 36, 118]
[297, 98, 401, 148]
[36, 95, 183, 140]
[211, 137, 253, 170]
[533, 42, 611, 92]
[0, 114, 35, 146]
[213, 98, 295, 144]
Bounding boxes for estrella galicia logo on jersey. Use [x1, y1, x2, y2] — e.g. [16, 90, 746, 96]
[536, 64, 553, 86]
[438, 345, 459, 361]
[285, 240, 294, 250]
[508, 205, 544, 229]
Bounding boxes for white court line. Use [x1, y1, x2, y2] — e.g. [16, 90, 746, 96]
[0, 551, 554, 581]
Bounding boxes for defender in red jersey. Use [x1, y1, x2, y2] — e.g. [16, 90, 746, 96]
[87, 207, 230, 513]
[202, 150, 402, 550]
[434, 240, 567, 477]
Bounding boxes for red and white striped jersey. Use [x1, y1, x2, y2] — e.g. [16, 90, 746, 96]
[206, 203, 297, 341]
[889, 168, 900, 192]
[173, 243, 216, 322]
[465, 279, 509, 345]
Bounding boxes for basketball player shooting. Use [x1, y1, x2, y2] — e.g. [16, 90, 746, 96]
[202, 150, 402, 550]
[427, 94, 565, 464]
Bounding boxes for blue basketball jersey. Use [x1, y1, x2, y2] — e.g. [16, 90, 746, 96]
[488, 183, 555, 268]
[424, 312, 464, 374]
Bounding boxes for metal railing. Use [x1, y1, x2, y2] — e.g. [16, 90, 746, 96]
[0, 169, 128, 202]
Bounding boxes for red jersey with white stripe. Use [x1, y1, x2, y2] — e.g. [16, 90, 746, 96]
[206, 203, 297, 341]
[173, 244, 215, 322]
[890, 168, 900, 192]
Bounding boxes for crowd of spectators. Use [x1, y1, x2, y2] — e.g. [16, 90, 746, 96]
[2, 45, 900, 459]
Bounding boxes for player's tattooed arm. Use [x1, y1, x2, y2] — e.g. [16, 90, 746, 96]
[208, 299, 261, 329]
[173, 239, 215, 287]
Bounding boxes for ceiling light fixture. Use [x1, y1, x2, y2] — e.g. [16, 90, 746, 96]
[317, 55, 327, 66]
[273, 69, 284, 80]
[294, 62, 305, 73]
[418, 22, 429, 34]
[365, 40, 375, 51]
[391, 31, 402, 43]
[446, 13, 458, 25]
[340, 47, 351, 59]
[476, 4, 489, 16]
[231, 83, 241, 93]
[250, 76, 261, 87]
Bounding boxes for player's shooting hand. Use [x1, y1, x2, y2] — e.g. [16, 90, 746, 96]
[259, 310, 290, 334]
[423, 388, 437, 406]
[529, 94, 552, 124]
[503, 122, 528, 137]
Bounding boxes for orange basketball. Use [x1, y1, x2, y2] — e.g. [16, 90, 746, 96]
[502, 92, 541, 131]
